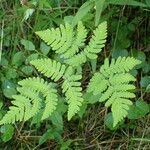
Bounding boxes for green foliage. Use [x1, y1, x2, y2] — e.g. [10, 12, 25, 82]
[0, 77, 58, 124]
[1, 20, 107, 125]
[128, 100, 150, 119]
[1, 0, 150, 148]
[104, 113, 123, 130]
[31, 59, 84, 120]
[0, 20, 141, 128]
[36, 21, 107, 67]
[0, 124, 14, 142]
[88, 57, 141, 126]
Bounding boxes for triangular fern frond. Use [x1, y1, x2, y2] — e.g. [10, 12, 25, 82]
[36, 21, 107, 67]
[88, 57, 141, 126]
[31, 58, 84, 120]
[36, 22, 87, 59]
[0, 77, 58, 125]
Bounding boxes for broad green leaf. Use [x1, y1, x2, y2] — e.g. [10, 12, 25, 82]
[11, 51, 25, 66]
[131, 49, 146, 62]
[106, 0, 147, 7]
[112, 49, 128, 58]
[0, 124, 14, 142]
[95, 0, 106, 26]
[5, 68, 18, 79]
[50, 111, 63, 130]
[142, 62, 150, 73]
[26, 53, 39, 63]
[72, 0, 94, 27]
[140, 76, 150, 88]
[128, 101, 150, 119]
[21, 39, 35, 51]
[39, 128, 61, 145]
[40, 42, 50, 55]
[21, 66, 33, 75]
[2, 80, 17, 99]
[104, 113, 123, 130]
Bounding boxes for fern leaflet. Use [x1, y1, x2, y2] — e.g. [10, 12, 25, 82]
[88, 57, 141, 126]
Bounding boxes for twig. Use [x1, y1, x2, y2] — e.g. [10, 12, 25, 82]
[0, 20, 4, 62]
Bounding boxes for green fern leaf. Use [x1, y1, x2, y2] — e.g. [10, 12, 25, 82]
[111, 98, 132, 127]
[62, 21, 87, 59]
[62, 74, 83, 120]
[36, 22, 87, 59]
[66, 21, 107, 67]
[100, 57, 141, 76]
[0, 95, 32, 124]
[88, 57, 141, 126]
[31, 59, 66, 81]
[36, 21, 107, 67]
[84, 21, 107, 59]
[0, 77, 58, 125]
[31, 58, 84, 120]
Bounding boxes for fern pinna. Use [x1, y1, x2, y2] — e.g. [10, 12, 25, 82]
[0, 21, 141, 127]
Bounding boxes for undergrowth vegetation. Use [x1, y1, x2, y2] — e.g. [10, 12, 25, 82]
[0, 0, 150, 149]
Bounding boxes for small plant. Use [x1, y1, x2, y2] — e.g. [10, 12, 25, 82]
[0, 21, 141, 127]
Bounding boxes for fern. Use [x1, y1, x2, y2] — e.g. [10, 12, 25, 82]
[66, 21, 107, 66]
[36, 21, 107, 67]
[31, 59, 84, 120]
[0, 77, 58, 125]
[0, 21, 141, 128]
[88, 57, 141, 126]
[36, 22, 87, 59]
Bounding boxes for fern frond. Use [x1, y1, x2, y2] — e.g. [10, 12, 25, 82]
[62, 74, 83, 120]
[0, 95, 32, 124]
[87, 72, 109, 95]
[17, 87, 42, 117]
[31, 58, 84, 120]
[88, 57, 141, 126]
[36, 21, 107, 67]
[65, 21, 107, 67]
[35, 29, 55, 45]
[36, 22, 87, 59]
[62, 21, 87, 59]
[0, 77, 58, 125]
[65, 51, 87, 67]
[111, 98, 132, 127]
[31, 59, 67, 81]
[100, 57, 141, 76]
[84, 21, 107, 59]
